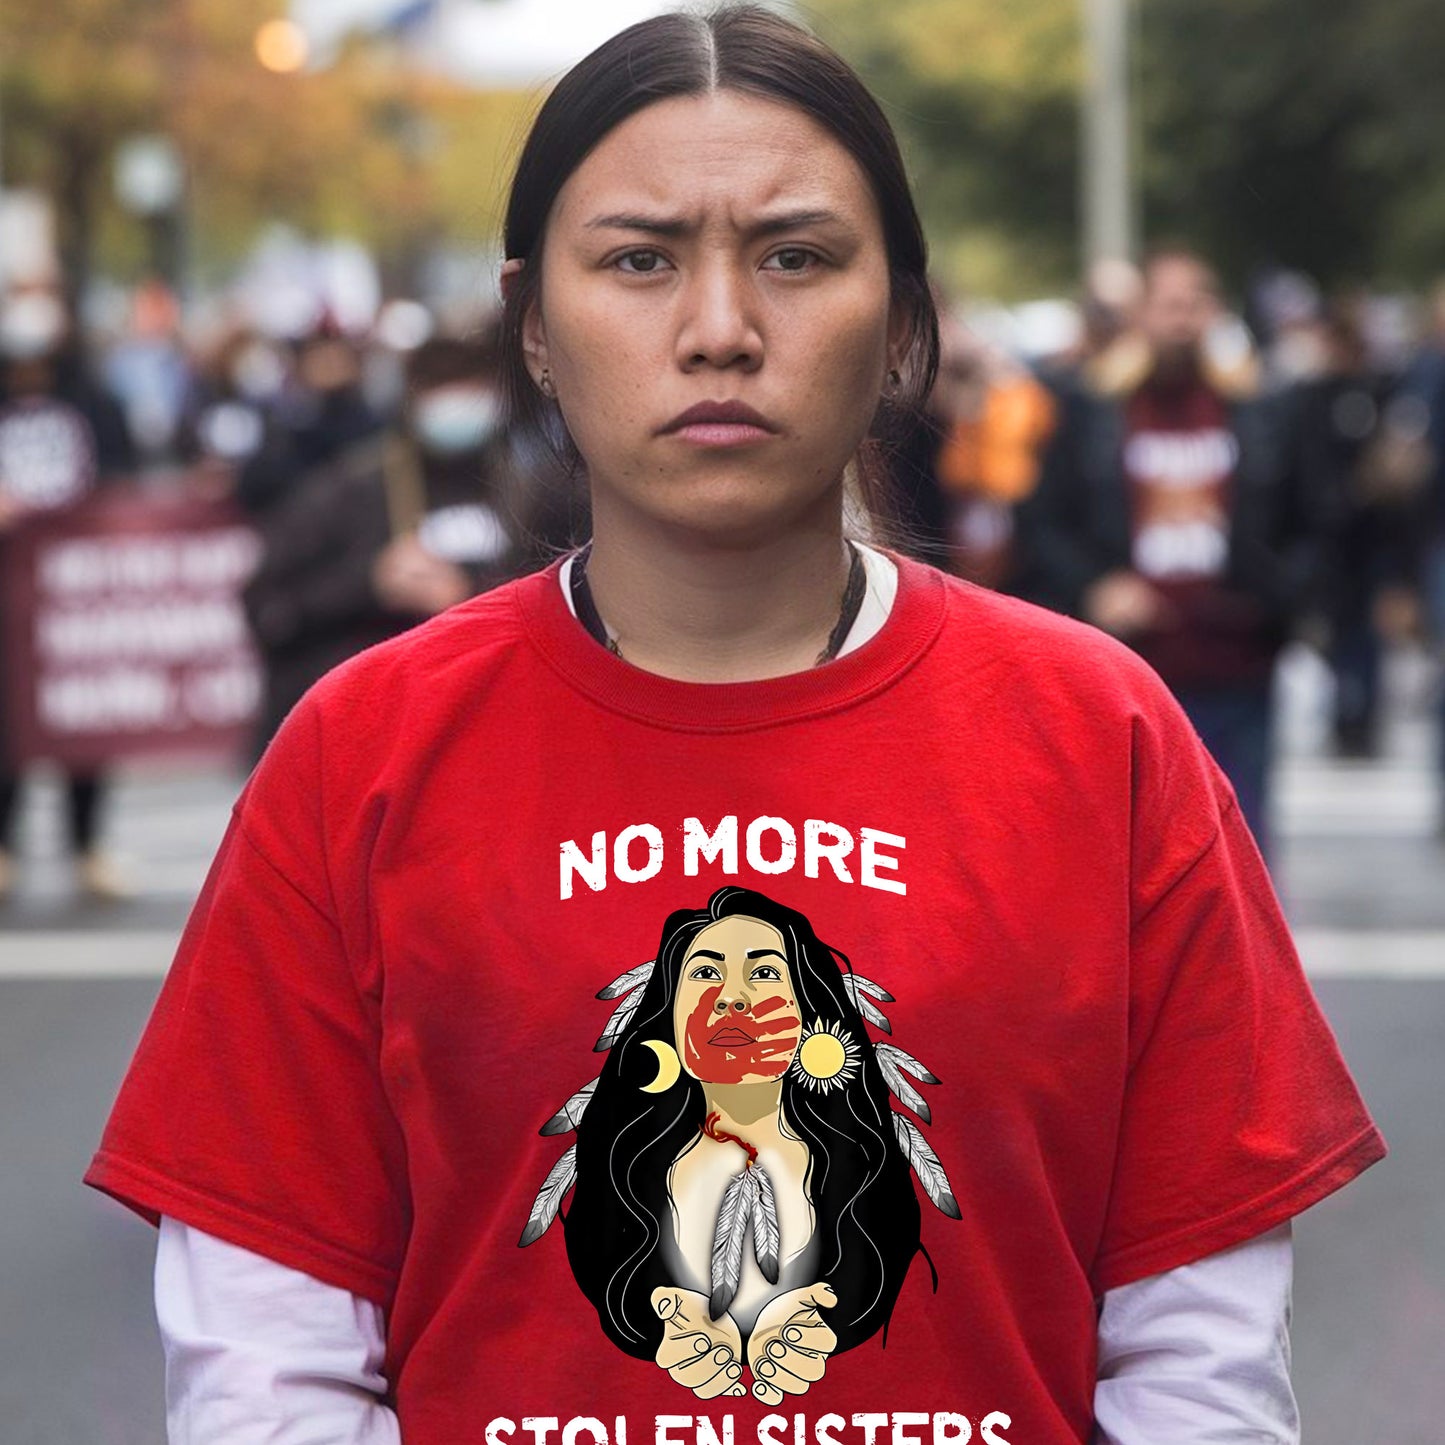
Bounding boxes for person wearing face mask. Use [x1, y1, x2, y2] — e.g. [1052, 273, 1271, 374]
[90, 12, 1382, 1445]
[240, 327, 557, 752]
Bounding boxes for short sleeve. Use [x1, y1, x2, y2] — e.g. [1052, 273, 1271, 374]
[84, 698, 407, 1306]
[1089, 698, 1387, 1294]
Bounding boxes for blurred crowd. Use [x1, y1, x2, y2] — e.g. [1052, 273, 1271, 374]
[2, 246, 1445, 898]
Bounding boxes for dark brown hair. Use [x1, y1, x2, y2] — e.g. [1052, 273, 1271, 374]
[499, 4, 938, 520]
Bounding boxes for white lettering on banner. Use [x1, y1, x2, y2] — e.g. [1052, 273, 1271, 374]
[15, 513, 264, 757]
[183, 663, 261, 726]
[40, 669, 177, 732]
[483, 1418, 1010, 1445]
[559, 817, 906, 899]
[683, 815, 739, 876]
[37, 601, 248, 662]
[38, 529, 260, 596]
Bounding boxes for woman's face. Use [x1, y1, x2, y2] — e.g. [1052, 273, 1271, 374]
[523, 89, 906, 544]
[674, 915, 803, 1086]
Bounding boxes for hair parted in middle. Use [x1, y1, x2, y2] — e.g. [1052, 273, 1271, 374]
[497, 4, 940, 531]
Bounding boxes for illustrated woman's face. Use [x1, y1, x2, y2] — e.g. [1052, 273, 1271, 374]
[674, 915, 804, 1086]
[523, 89, 906, 544]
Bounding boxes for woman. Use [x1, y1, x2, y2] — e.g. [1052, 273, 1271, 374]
[537, 886, 945, 1403]
[87, 8, 1384, 1443]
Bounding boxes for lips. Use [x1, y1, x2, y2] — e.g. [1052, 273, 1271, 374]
[659, 400, 778, 435]
[708, 1025, 757, 1046]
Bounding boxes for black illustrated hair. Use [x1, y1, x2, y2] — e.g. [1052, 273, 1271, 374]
[499, 4, 940, 532]
[564, 885, 922, 1361]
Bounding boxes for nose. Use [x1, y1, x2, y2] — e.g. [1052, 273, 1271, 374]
[677, 260, 762, 374]
[713, 997, 749, 1013]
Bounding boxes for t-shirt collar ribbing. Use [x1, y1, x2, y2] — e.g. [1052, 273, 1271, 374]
[515, 548, 946, 732]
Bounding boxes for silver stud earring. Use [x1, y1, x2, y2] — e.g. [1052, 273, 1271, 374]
[886, 368, 902, 391]
[539, 367, 556, 399]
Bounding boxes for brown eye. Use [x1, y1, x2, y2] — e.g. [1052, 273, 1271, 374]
[764, 248, 818, 274]
[617, 249, 667, 275]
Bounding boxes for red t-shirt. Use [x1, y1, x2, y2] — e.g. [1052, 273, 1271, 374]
[87, 554, 1384, 1444]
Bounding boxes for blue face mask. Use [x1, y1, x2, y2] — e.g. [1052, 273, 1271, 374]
[411, 386, 501, 456]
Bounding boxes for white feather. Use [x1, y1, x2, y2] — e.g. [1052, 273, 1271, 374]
[893, 1114, 961, 1220]
[540, 1078, 598, 1136]
[875, 1041, 939, 1085]
[708, 1168, 757, 1319]
[874, 1046, 932, 1123]
[750, 1164, 781, 1284]
[593, 990, 642, 1052]
[518, 1143, 577, 1246]
[597, 961, 654, 1000]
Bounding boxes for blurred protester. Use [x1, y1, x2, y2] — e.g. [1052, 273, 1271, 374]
[1397, 280, 1445, 828]
[233, 325, 380, 518]
[0, 289, 135, 902]
[175, 326, 291, 495]
[241, 329, 557, 752]
[1294, 301, 1429, 758]
[1073, 257, 1145, 378]
[1249, 268, 1327, 389]
[1018, 248, 1318, 856]
[930, 308, 1056, 590]
[890, 303, 1057, 585]
[102, 279, 194, 467]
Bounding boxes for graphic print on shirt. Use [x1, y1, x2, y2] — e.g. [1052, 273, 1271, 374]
[520, 885, 959, 1404]
[1124, 421, 1239, 581]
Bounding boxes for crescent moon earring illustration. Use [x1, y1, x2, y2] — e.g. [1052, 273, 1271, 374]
[639, 1039, 682, 1094]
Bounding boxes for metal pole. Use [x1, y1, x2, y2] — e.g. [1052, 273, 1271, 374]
[1081, 0, 1134, 266]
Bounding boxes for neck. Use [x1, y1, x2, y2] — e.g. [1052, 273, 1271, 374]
[583, 486, 852, 683]
[703, 1080, 785, 1133]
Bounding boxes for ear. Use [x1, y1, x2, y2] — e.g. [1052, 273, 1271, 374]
[885, 294, 913, 385]
[501, 257, 551, 390]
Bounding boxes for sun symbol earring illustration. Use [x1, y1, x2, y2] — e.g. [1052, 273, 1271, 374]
[791, 1018, 863, 1093]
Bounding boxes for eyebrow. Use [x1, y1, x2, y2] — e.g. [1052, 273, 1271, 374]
[686, 949, 726, 963]
[745, 949, 787, 962]
[585, 209, 847, 239]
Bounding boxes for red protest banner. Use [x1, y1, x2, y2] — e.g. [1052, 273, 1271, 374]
[0, 486, 262, 768]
